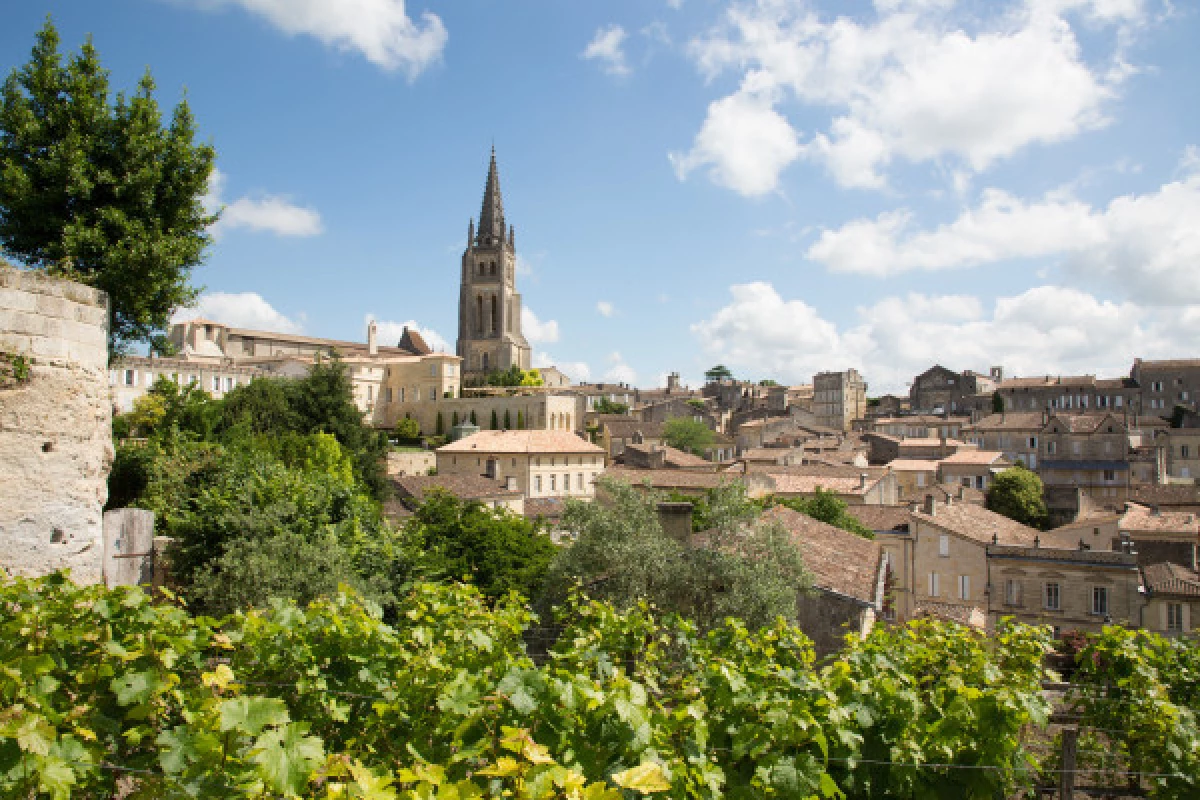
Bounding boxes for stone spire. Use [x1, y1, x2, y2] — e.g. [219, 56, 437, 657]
[475, 147, 506, 246]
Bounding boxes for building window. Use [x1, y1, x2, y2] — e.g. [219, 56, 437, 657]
[225, 377, 234, 391]
[123, 369, 136, 386]
[550, 475, 556, 492]
[212, 375, 221, 391]
[916, 473, 926, 488]
[1005, 579, 1022, 606]
[939, 534, 949, 557]
[367, 385, 374, 403]
[430, 363, 437, 377]
[1183, 445, 1191, 459]
[1091, 586, 1109, 616]
[1047, 441, 1057, 455]
[563, 474, 569, 492]
[1103, 469, 1116, 482]
[1043, 583, 1061, 610]
[958, 575, 970, 600]
[534, 475, 542, 493]
[929, 572, 940, 597]
[1167, 603, 1184, 632]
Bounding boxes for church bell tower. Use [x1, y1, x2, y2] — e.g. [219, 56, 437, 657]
[456, 148, 531, 377]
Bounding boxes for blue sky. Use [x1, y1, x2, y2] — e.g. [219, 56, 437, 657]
[3, 0, 1198, 393]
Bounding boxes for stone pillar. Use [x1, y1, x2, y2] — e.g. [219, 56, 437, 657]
[0, 266, 112, 583]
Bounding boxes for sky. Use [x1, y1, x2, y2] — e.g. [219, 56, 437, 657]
[3, 0, 1199, 394]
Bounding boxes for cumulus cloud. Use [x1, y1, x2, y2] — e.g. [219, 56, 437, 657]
[187, 0, 447, 78]
[596, 300, 616, 317]
[604, 351, 638, 385]
[173, 291, 304, 333]
[535, 352, 591, 382]
[521, 307, 560, 343]
[692, 281, 1196, 393]
[205, 168, 324, 238]
[807, 166, 1200, 304]
[675, 0, 1142, 193]
[582, 25, 631, 76]
[366, 315, 450, 352]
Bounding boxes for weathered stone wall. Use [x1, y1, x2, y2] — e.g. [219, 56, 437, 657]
[387, 450, 436, 477]
[0, 266, 111, 583]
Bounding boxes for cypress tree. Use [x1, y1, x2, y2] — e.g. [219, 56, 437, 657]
[435, 411, 444, 435]
[490, 409, 499, 430]
[452, 411, 459, 427]
[504, 409, 512, 429]
[470, 410, 478, 426]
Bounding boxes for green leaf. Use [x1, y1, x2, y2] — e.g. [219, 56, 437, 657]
[219, 695, 290, 736]
[251, 722, 325, 797]
[110, 669, 159, 705]
[16, 715, 55, 756]
[611, 762, 672, 794]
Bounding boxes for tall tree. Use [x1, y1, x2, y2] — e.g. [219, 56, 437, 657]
[0, 19, 216, 355]
[663, 416, 715, 456]
[986, 465, 1048, 529]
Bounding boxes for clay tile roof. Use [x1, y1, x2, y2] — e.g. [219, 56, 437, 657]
[939, 450, 1009, 466]
[603, 466, 731, 490]
[1119, 503, 1200, 534]
[888, 459, 940, 471]
[913, 502, 1040, 546]
[525, 497, 567, 521]
[623, 442, 712, 468]
[1048, 414, 1120, 434]
[770, 474, 876, 495]
[964, 412, 1047, 431]
[397, 327, 432, 355]
[438, 429, 605, 455]
[761, 506, 882, 605]
[392, 474, 519, 503]
[1130, 484, 1200, 508]
[1142, 562, 1200, 597]
[847, 505, 912, 533]
[601, 418, 665, 439]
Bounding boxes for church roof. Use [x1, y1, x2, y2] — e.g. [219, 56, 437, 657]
[475, 147, 507, 246]
[397, 326, 432, 355]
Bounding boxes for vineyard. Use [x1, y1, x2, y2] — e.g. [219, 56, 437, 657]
[1, 574, 1197, 799]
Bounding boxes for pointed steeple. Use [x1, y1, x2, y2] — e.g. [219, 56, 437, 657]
[475, 147, 506, 246]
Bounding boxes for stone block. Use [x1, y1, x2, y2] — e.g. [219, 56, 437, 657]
[0, 287, 38, 312]
[0, 332, 33, 355]
[29, 335, 68, 361]
[34, 294, 70, 320]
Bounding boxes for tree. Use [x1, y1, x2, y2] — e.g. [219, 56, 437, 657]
[704, 364, 733, 383]
[395, 416, 420, 440]
[451, 411, 460, 428]
[0, 19, 216, 355]
[470, 410, 478, 426]
[774, 488, 874, 539]
[593, 397, 629, 415]
[516, 410, 524, 429]
[490, 409, 499, 430]
[503, 409, 511, 429]
[435, 411, 444, 436]
[545, 477, 811, 631]
[663, 417, 715, 456]
[992, 390, 1005, 413]
[986, 465, 1048, 529]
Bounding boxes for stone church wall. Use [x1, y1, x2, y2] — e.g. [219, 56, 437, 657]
[0, 266, 112, 583]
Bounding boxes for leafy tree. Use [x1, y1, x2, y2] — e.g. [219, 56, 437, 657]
[593, 397, 629, 415]
[992, 390, 1005, 413]
[435, 411, 444, 436]
[470, 410, 478, 426]
[686, 398, 707, 412]
[483, 364, 543, 387]
[546, 477, 811, 630]
[662, 416, 715, 456]
[503, 409, 511, 429]
[451, 411, 460, 427]
[759, 379, 778, 387]
[394, 415, 420, 440]
[216, 377, 295, 436]
[774, 488, 875, 539]
[490, 409, 499, 430]
[517, 409, 525, 429]
[704, 364, 733, 382]
[986, 465, 1048, 529]
[406, 490, 556, 600]
[0, 19, 216, 355]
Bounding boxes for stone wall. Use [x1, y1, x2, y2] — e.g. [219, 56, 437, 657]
[0, 266, 111, 583]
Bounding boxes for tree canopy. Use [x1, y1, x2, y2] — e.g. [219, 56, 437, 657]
[592, 397, 629, 415]
[662, 416, 716, 456]
[985, 465, 1048, 529]
[0, 19, 217, 355]
[704, 364, 733, 382]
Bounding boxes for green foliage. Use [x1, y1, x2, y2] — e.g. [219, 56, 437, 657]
[517, 409, 525, 429]
[0, 351, 31, 386]
[504, 409, 512, 429]
[395, 415, 420, 440]
[664, 482, 768, 532]
[686, 398, 707, 412]
[985, 465, 1048, 529]
[759, 379, 779, 387]
[482, 365, 543, 387]
[470, 410, 478, 426]
[491, 409, 499, 430]
[1, 573, 1079, 799]
[452, 411, 460, 427]
[774, 488, 875, 539]
[435, 411, 444, 436]
[0, 19, 216, 355]
[593, 397, 630, 415]
[546, 477, 811, 631]
[662, 416, 715, 456]
[406, 490, 556, 600]
[705, 364, 733, 382]
[992, 390, 1005, 413]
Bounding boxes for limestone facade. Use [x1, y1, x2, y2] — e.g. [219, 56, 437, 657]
[813, 369, 867, 432]
[0, 266, 112, 583]
[436, 430, 606, 500]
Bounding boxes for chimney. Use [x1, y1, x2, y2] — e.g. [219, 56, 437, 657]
[505, 476, 517, 492]
[657, 502, 694, 544]
[923, 494, 936, 516]
[367, 321, 378, 356]
[1151, 504, 1161, 516]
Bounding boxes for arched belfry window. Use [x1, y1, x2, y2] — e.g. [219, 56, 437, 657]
[476, 295, 484, 333]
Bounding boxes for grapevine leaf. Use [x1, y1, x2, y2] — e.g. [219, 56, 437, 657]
[16, 715, 55, 756]
[37, 754, 76, 800]
[219, 695, 290, 736]
[111, 669, 159, 706]
[611, 762, 672, 794]
[252, 722, 325, 797]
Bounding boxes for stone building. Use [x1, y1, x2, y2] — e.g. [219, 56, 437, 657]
[993, 375, 1138, 414]
[1039, 413, 1131, 515]
[1161, 424, 1200, 481]
[456, 149, 531, 377]
[813, 369, 867, 432]
[962, 411, 1049, 469]
[109, 355, 260, 412]
[869, 415, 969, 440]
[1, 266, 112, 583]
[937, 450, 1011, 492]
[436, 429, 605, 500]
[1131, 358, 1200, 416]
[908, 365, 998, 414]
[1140, 563, 1200, 635]
[1117, 502, 1198, 569]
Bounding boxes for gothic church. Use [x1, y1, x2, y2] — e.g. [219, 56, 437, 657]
[457, 149, 531, 377]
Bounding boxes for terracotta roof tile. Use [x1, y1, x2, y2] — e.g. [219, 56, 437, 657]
[939, 450, 1009, 466]
[439, 430, 605, 455]
[847, 505, 912, 532]
[392, 474, 520, 502]
[1119, 502, 1200, 534]
[1142, 562, 1200, 597]
[913, 502, 1040, 546]
[761, 506, 883, 604]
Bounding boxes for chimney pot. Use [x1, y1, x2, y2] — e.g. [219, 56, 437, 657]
[657, 502, 694, 544]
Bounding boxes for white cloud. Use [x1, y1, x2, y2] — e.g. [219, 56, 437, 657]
[807, 167, 1200, 304]
[366, 315, 450, 353]
[596, 300, 616, 317]
[678, 0, 1141, 192]
[582, 24, 631, 76]
[190, 0, 447, 78]
[521, 307, 560, 343]
[173, 291, 304, 333]
[604, 351, 638, 385]
[693, 281, 1197, 393]
[534, 352, 591, 382]
[669, 82, 801, 196]
[205, 168, 324, 238]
